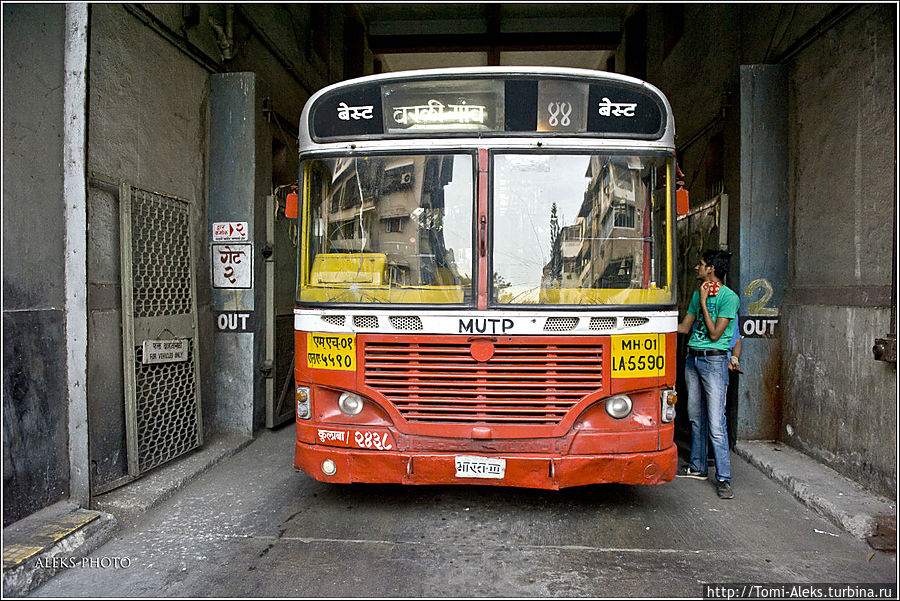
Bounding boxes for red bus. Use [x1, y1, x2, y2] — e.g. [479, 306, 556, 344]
[290, 67, 680, 489]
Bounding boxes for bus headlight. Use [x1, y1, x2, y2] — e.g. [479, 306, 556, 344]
[661, 389, 677, 423]
[338, 392, 364, 416]
[296, 386, 311, 420]
[605, 395, 633, 419]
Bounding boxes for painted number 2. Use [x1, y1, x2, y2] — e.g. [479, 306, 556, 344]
[745, 278, 779, 316]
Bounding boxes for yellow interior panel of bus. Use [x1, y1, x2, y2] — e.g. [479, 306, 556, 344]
[300, 287, 465, 304]
[302, 252, 465, 303]
[537, 287, 673, 305]
[303, 255, 671, 305]
[310, 253, 386, 285]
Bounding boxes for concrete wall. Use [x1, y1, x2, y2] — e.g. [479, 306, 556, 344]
[0, 1, 362, 509]
[85, 4, 353, 490]
[9, 1, 889, 519]
[2, 4, 70, 525]
[85, 4, 214, 490]
[1, 1, 364, 519]
[640, 4, 896, 498]
[783, 5, 896, 498]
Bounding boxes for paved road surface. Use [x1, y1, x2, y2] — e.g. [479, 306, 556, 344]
[30, 425, 896, 597]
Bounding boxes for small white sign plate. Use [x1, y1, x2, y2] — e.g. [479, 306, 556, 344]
[142, 339, 188, 364]
[455, 455, 506, 479]
[212, 221, 249, 242]
[212, 243, 252, 288]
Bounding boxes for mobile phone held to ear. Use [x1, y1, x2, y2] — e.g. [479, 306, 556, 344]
[702, 281, 721, 296]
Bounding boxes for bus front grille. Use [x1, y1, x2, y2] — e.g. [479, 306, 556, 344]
[363, 339, 603, 425]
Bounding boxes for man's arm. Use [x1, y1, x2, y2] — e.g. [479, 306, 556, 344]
[729, 337, 743, 372]
[699, 285, 732, 341]
[677, 313, 695, 335]
[702, 314, 731, 341]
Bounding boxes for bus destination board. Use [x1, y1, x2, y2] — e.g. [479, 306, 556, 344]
[311, 76, 665, 141]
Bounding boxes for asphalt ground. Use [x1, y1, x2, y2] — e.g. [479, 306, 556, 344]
[27, 425, 896, 598]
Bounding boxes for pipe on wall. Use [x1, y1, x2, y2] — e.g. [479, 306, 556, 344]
[123, 3, 223, 73]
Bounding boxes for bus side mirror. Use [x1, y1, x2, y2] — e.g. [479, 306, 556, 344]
[285, 189, 298, 219]
[676, 188, 690, 215]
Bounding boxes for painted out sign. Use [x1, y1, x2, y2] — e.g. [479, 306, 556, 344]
[742, 278, 780, 338]
[216, 312, 254, 332]
[740, 316, 778, 338]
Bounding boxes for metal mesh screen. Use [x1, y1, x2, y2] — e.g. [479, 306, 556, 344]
[131, 189, 192, 318]
[122, 185, 202, 478]
[623, 316, 650, 328]
[133, 341, 200, 473]
[389, 315, 423, 330]
[354, 315, 379, 328]
[589, 316, 617, 331]
[321, 314, 346, 327]
[544, 317, 579, 331]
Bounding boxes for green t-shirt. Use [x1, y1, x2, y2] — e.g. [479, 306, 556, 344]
[686, 285, 739, 351]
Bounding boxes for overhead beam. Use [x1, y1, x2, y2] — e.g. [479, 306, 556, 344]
[368, 30, 621, 54]
[368, 18, 487, 36]
[367, 16, 622, 36]
[486, 5, 501, 66]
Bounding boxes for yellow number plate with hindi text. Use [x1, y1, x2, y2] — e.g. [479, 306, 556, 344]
[611, 334, 665, 379]
[307, 333, 356, 371]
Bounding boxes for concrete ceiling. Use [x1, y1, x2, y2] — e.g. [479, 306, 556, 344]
[353, 3, 630, 73]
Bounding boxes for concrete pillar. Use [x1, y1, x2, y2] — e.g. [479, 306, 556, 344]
[208, 73, 272, 436]
[736, 65, 789, 440]
[64, 3, 90, 507]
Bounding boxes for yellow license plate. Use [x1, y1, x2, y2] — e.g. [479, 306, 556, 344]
[610, 334, 665, 379]
[306, 332, 356, 371]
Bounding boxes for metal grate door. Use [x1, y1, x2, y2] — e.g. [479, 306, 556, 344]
[265, 193, 297, 428]
[120, 183, 203, 477]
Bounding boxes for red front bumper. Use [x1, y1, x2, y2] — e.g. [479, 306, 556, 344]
[294, 440, 677, 489]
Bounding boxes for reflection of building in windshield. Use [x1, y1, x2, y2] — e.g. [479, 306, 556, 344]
[541, 204, 584, 290]
[323, 156, 461, 286]
[545, 156, 646, 290]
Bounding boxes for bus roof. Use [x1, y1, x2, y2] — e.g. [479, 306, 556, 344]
[299, 67, 675, 152]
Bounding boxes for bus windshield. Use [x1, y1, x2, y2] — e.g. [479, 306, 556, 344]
[493, 153, 673, 306]
[299, 153, 474, 304]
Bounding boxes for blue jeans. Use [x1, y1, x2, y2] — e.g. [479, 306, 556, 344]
[684, 354, 732, 482]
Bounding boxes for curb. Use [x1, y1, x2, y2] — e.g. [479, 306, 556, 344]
[735, 440, 896, 548]
[91, 433, 254, 529]
[2, 503, 117, 598]
[3, 433, 254, 597]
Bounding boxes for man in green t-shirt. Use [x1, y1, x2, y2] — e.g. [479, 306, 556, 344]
[675, 250, 739, 499]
